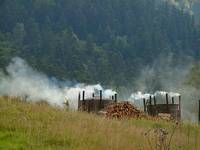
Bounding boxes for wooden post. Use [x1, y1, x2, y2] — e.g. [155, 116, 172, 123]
[172, 97, 174, 104]
[92, 93, 95, 98]
[154, 96, 157, 116]
[166, 93, 169, 112]
[199, 100, 200, 124]
[179, 95, 181, 120]
[114, 93, 117, 103]
[143, 98, 146, 113]
[148, 96, 152, 115]
[88, 101, 90, 113]
[112, 95, 114, 100]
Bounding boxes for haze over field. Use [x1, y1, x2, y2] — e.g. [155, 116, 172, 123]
[1, 1, 200, 150]
[0, 57, 117, 109]
[0, 0, 200, 122]
[0, 57, 199, 122]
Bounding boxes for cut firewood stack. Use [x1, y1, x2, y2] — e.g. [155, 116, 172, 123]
[104, 102, 146, 119]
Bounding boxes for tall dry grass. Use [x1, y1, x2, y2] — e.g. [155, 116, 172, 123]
[0, 97, 199, 150]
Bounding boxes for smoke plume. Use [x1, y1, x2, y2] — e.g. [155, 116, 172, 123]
[128, 54, 199, 122]
[0, 57, 116, 109]
[0, 56, 199, 122]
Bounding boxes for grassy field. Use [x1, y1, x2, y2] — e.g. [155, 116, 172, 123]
[0, 97, 199, 150]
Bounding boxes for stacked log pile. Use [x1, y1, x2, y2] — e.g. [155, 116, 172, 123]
[104, 102, 145, 119]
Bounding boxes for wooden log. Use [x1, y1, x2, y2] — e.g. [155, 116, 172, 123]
[105, 102, 143, 119]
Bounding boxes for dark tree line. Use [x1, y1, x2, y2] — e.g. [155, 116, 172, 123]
[0, 0, 199, 88]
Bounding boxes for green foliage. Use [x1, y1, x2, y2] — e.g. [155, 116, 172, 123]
[0, 32, 17, 67]
[0, 0, 199, 87]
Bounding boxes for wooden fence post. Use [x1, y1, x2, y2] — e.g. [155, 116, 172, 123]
[199, 100, 200, 124]
[154, 96, 157, 116]
[143, 98, 146, 113]
[82, 91, 85, 111]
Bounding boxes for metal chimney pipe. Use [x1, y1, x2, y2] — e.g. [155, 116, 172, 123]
[149, 96, 152, 105]
[82, 91, 85, 111]
[99, 90, 102, 109]
[82, 91, 85, 101]
[143, 98, 146, 113]
[166, 93, 169, 111]
[114, 93, 117, 103]
[172, 97, 174, 104]
[154, 96, 156, 105]
[179, 95, 181, 120]
[78, 92, 81, 109]
[100, 90, 102, 101]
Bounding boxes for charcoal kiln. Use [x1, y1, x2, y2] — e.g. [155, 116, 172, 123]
[143, 93, 181, 120]
[78, 90, 117, 113]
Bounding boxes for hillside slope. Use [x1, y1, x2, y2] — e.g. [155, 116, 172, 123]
[0, 97, 199, 150]
[0, 0, 199, 87]
[162, 0, 200, 24]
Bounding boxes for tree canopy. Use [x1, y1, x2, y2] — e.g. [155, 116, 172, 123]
[0, 0, 199, 88]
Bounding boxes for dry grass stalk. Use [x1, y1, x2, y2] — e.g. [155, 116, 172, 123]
[144, 122, 179, 150]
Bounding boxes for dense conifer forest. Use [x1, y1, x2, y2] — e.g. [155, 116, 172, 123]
[0, 0, 200, 88]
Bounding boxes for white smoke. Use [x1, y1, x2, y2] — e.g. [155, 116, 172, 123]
[104, 89, 117, 99]
[0, 57, 116, 109]
[129, 91, 153, 100]
[1, 56, 198, 122]
[128, 91, 154, 110]
[129, 91, 180, 101]
[128, 91, 181, 110]
[128, 54, 199, 122]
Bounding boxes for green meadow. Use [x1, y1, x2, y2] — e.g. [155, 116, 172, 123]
[0, 97, 199, 150]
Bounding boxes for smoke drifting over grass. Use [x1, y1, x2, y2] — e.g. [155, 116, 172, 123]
[0, 57, 116, 109]
[129, 54, 199, 122]
[0, 56, 199, 122]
